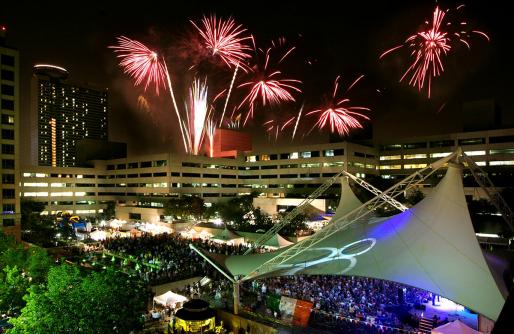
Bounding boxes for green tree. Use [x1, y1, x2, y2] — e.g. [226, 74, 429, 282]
[0, 266, 29, 316]
[9, 265, 148, 334]
[405, 188, 425, 206]
[0, 233, 53, 316]
[278, 213, 309, 237]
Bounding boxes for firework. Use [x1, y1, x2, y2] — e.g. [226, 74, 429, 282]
[292, 103, 304, 140]
[307, 76, 370, 136]
[238, 45, 301, 124]
[110, 36, 166, 95]
[380, 5, 489, 98]
[190, 15, 253, 69]
[185, 78, 209, 155]
[205, 118, 216, 157]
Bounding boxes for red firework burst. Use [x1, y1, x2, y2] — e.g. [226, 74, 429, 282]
[307, 75, 370, 136]
[380, 5, 489, 98]
[190, 15, 253, 69]
[110, 36, 167, 95]
[238, 44, 301, 124]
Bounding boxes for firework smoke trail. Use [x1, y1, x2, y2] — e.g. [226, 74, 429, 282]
[162, 61, 189, 153]
[190, 15, 253, 69]
[205, 118, 216, 157]
[238, 47, 302, 125]
[380, 5, 489, 98]
[307, 76, 370, 136]
[292, 103, 304, 140]
[219, 63, 239, 127]
[186, 78, 209, 155]
[110, 36, 167, 95]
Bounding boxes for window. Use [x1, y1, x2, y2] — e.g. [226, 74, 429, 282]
[1, 99, 14, 111]
[403, 154, 427, 159]
[1, 70, 14, 81]
[324, 149, 334, 157]
[380, 155, 401, 161]
[301, 151, 311, 158]
[2, 173, 15, 184]
[2, 159, 14, 169]
[334, 149, 344, 156]
[2, 189, 15, 199]
[464, 150, 486, 156]
[429, 140, 454, 148]
[140, 161, 152, 168]
[379, 165, 401, 170]
[3, 204, 15, 214]
[153, 172, 167, 177]
[154, 160, 167, 167]
[1, 84, 14, 96]
[182, 162, 200, 168]
[280, 153, 290, 159]
[171, 172, 180, 176]
[403, 164, 427, 169]
[106, 164, 115, 170]
[381, 144, 402, 150]
[489, 135, 514, 144]
[1, 55, 15, 66]
[129, 213, 142, 220]
[458, 138, 485, 145]
[1, 129, 14, 139]
[403, 142, 427, 149]
[290, 152, 299, 159]
[489, 160, 514, 166]
[203, 174, 219, 178]
[2, 219, 15, 227]
[1, 144, 14, 154]
[183, 173, 200, 177]
[139, 173, 151, 177]
[430, 152, 451, 158]
[490, 148, 514, 155]
[116, 163, 126, 170]
[246, 155, 257, 162]
[260, 155, 270, 161]
[127, 162, 138, 169]
[1, 114, 14, 125]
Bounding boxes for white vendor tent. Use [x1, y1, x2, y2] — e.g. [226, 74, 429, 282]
[431, 320, 483, 334]
[153, 291, 188, 308]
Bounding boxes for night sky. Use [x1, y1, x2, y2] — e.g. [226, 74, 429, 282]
[2, 0, 512, 156]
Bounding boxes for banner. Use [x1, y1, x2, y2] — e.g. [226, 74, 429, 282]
[279, 296, 313, 327]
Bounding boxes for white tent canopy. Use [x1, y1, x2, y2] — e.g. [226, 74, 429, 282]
[431, 320, 483, 334]
[330, 176, 364, 222]
[222, 164, 506, 320]
[153, 291, 188, 307]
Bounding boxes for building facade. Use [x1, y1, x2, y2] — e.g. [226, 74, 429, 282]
[32, 65, 108, 167]
[1, 44, 20, 240]
[19, 127, 514, 222]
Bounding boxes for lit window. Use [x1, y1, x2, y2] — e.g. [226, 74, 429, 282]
[290, 152, 299, 159]
[403, 154, 427, 159]
[430, 152, 451, 158]
[379, 155, 401, 161]
[489, 160, 514, 166]
[464, 150, 486, 156]
[379, 165, 401, 170]
[403, 164, 427, 169]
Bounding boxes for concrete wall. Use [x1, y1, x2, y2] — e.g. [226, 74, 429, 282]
[115, 206, 163, 223]
[253, 197, 326, 216]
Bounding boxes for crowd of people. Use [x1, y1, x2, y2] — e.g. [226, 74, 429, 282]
[244, 275, 433, 332]
[100, 232, 247, 285]
[71, 231, 456, 333]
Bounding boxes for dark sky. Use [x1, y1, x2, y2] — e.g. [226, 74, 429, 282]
[2, 0, 512, 155]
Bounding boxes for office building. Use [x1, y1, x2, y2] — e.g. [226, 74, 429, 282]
[0, 40, 20, 240]
[19, 127, 514, 223]
[32, 64, 108, 167]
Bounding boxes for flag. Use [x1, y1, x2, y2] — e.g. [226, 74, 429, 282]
[279, 296, 313, 327]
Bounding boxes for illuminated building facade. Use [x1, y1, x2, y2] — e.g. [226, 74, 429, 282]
[32, 64, 108, 167]
[0, 41, 20, 240]
[19, 127, 514, 222]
